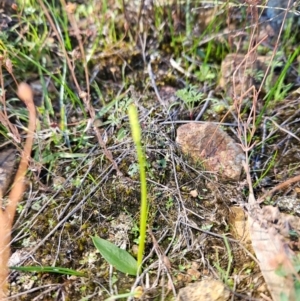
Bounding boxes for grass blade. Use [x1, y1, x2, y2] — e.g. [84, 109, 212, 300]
[10, 266, 86, 277]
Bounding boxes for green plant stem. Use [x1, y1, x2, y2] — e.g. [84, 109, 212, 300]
[128, 104, 147, 271]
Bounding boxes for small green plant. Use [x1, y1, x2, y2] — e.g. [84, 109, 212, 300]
[130, 222, 141, 244]
[195, 64, 216, 83]
[257, 46, 300, 125]
[102, 96, 132, 127]
[173, 85, 204, 119]
[166, 197, 174, 210]
[91, 104, 147, 276]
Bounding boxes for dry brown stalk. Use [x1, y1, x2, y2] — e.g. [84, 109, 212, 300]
[259, 174, 300, 203]
[0, 83, 36, 300]
[234, 3, 299, 299]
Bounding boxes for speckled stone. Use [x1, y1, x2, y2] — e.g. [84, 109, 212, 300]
[177, 279, 230, 301]
[176, 123, 245, 181]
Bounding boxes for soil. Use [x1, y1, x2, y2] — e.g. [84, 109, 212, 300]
[0, 0, 299, 300]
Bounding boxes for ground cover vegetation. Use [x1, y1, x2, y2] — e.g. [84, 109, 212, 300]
[0, 0, 300, 300]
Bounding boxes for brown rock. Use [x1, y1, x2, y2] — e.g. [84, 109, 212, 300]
[228, 206, 252, 247]
[177, 279, 230, 301]
[176, 123, 245, 180]
[219, 53, 277, 99]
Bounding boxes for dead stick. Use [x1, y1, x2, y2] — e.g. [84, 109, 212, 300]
[0, 83, 36, 300]
[259, 174, 300, 203]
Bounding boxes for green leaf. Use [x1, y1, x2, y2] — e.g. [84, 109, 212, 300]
[294, 280, 300, 299]
[92, 236, 137, 275]
[175, 86, 204, 109]
[10, 266, 86, 277]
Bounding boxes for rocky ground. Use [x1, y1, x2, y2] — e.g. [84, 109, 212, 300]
[0, 0, 299, 300]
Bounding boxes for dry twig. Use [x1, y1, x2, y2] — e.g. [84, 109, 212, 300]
[0, 83, 36, 300]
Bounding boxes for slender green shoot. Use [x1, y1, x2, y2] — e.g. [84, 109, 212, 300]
[253, 150, 278, 188]
[10, 266, 86, 277]
[214, 235, 233, 287]
[128, 104, 147, 270]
